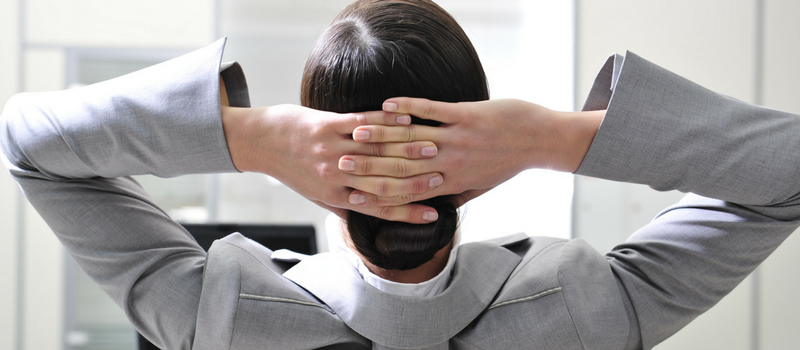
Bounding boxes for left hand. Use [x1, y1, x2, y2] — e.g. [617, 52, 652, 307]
[221, 104, 445, 223]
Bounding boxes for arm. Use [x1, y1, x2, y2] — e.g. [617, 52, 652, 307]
[578, 52, 800, 348]
[349, 53, 800, 348]
[0, 38, 439, 348]
[1, 39, 234, 349]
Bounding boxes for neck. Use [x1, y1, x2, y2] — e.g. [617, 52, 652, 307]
[361, 241, 454, 283]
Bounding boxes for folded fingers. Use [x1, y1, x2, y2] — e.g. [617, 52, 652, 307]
[352, 125, 439, 143]
[329, 110, 412, 134]
[344, 172, 443, 199]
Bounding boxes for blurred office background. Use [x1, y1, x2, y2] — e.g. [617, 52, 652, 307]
[0, 0, 798, 349]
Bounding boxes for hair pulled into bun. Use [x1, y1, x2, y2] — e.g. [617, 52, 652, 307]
[300, 0, 488, 271]
[347, 197, 458, 270]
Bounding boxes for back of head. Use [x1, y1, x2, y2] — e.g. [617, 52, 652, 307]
[301, 0, 489, 270]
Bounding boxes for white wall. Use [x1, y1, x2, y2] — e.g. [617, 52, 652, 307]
[443, 0, 575, 242]
[20, 48, 67, 350]
[0, 2, 21, 350]
[26, 0, 214, 48]
[575, 0, 799, 348]
[759, 0, 800, 347]
[2, 1, 216, 349]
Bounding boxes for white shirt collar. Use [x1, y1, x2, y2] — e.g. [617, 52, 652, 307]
[325, 213, 459, 298]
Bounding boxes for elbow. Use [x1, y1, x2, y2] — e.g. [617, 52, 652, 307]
[1, 92, 46, 175]
[1, 93, 27, 170]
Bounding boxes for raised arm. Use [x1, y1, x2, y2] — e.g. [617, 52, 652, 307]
[578, 52, 800, 348]
[346, 52, 800, 348]
[0, 39, 236, 349]
[0, 38, 445, 348]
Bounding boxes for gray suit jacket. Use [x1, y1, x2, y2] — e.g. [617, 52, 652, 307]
[3, 38, 800, 350]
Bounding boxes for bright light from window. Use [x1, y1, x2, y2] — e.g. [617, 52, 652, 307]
[437, 0, 576, 241]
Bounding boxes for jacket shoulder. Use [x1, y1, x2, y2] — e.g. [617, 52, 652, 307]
[457, 237, 630, 350]
[193, 233, 363, 350]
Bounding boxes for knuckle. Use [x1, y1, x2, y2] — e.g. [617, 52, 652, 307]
[355, 114, 368, 126]
[413, 178, 425, 194]
[379, 206, 394, 220]
[405, 144, 415, 159]
[313, 142, 332, 157]
[425, 103, 436, 119]
[394, 161, 408, 178]
[376, 181, 389, 197]
[395, 194, 414, 205]
[362, 159, 373, 175]
[317, 163, 334, 180]
[311, 123, 327, 138]
[406, 128, 415, 142]
[373, 144, 384, 157]
[376, 126, 385, 141]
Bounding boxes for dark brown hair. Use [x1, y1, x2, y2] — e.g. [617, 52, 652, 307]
[301, 0, 488, 270]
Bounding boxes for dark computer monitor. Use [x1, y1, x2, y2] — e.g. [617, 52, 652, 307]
[182, 223, 317, 254]
[138, 223, 317, 350]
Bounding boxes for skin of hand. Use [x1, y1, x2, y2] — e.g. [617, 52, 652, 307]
[218, 78, 445, 223]
[340, 98, 605, 208]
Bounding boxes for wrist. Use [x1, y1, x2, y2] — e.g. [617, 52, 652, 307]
[549, 109, 604, 172]
[221, 106, 267, 172]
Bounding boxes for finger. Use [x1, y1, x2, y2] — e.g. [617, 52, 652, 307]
[349, 190, 429, 207]
[329, 110, 412, 134]
[350, 202, 439, 223]
[352, 125, 439, 143]
[383, 97, 462, 124]
[339, 156, 435, 177]
[347, 178, 458, 207]
[349, 183, 494, 208]
[330, 189, 440, 224]
[346, 172, 443, 198]
[342, 141, 437, 160]
[314, 196, 437, 224]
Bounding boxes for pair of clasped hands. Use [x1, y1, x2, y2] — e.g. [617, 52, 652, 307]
[222, 96, 604, 224]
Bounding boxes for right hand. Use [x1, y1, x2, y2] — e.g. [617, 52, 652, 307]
[340, 98, 605, 207]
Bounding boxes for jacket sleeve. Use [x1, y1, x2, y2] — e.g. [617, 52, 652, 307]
[0, 38, 249, 350]
[576, 52, 800, 349]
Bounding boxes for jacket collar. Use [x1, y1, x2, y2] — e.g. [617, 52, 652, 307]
[283, 242, 522, 349]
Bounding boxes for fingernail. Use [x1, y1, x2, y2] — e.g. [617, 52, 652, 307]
[396, 115, 411, 125]
[429, 175, 443, 188]
[350, 193, 366, 205]
[423, 210, 439, 222]
[339, 159, 356, 171]
[353, 130, 370, 141]
[384, 102, 398, 112]
[421, 146, 437, 157]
